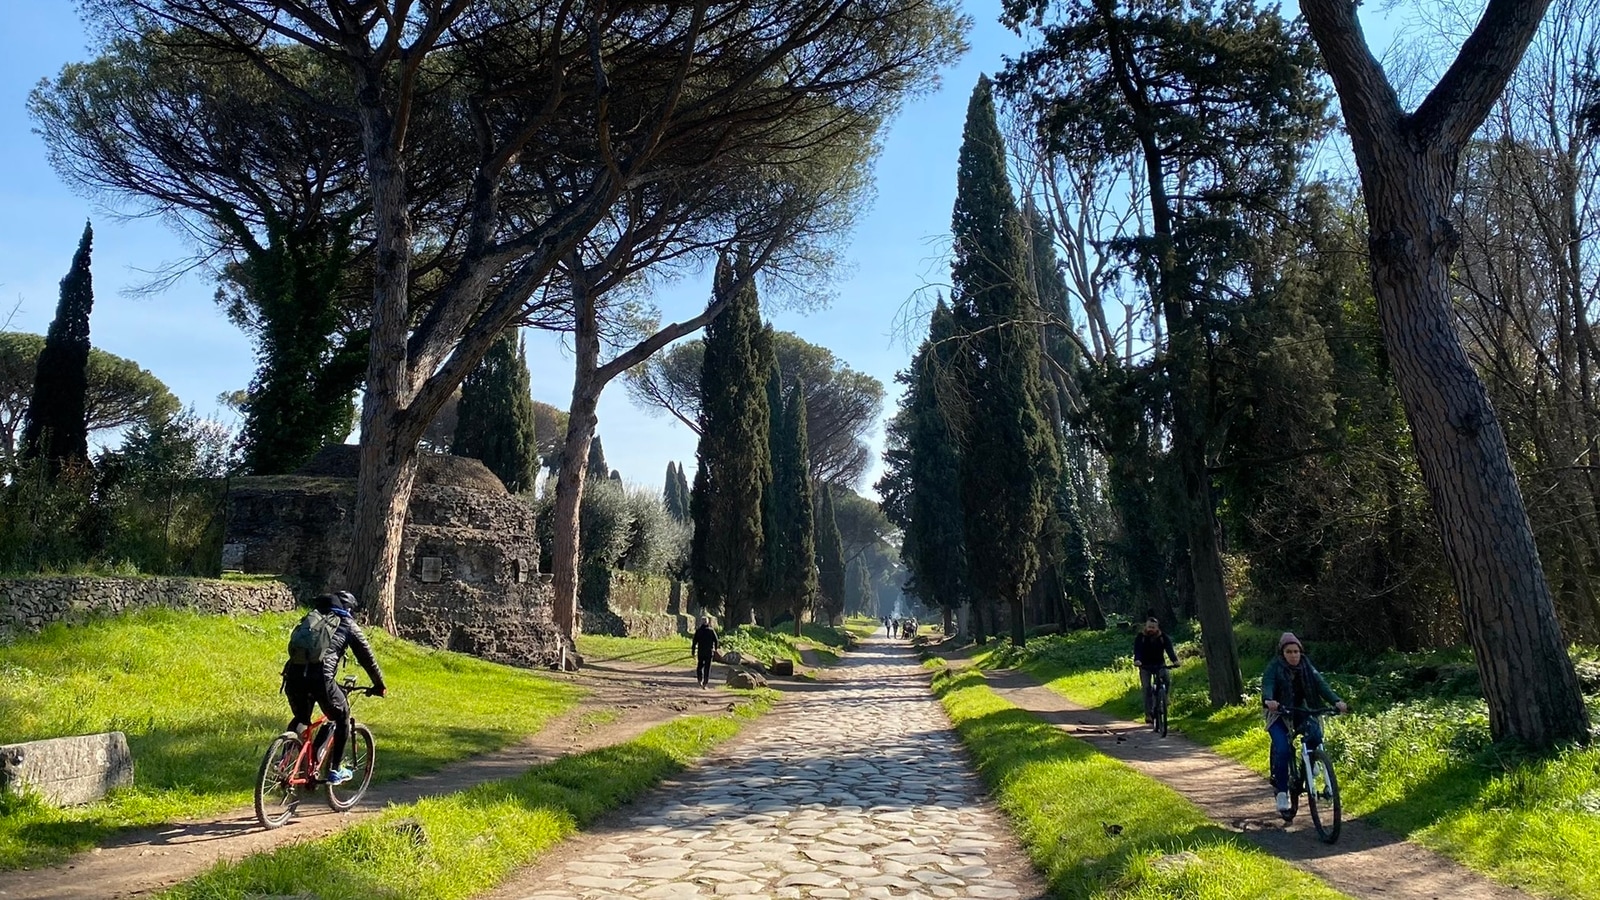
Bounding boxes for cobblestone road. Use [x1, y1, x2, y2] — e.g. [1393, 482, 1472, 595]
[493, 636, 1047, 900]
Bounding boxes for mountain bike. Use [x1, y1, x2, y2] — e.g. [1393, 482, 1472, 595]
[1281, 706, 1341, 843]
[1149, 666, 1173, 737]
[1138, 664, 1176, 737]
[254, 676, 378, 829]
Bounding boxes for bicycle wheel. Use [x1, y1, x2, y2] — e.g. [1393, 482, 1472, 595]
[1305, 747, 1341, 843]
[325, 723, 376, 811]
[255, 732, 303, 829]
[1155, 684, 1169, 737]
[1284, 754, 1303, 821]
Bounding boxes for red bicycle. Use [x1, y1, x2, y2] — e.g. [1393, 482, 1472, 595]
[254, 676, 378, 828]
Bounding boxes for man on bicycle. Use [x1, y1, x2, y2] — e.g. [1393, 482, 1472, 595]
[1133, 617, 1179, 723]
[1262, 632, 1347, 813]
[282, 591, 387, 785]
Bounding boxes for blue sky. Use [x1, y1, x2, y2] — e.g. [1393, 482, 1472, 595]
[0, 2, 1032, 496]
[0, 2, 1409, 496]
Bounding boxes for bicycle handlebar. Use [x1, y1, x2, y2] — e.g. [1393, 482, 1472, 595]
[1277, 705, 1342, 715]
[337, 677, 381, 696]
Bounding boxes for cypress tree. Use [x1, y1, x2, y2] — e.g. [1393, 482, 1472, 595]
[761, 362, 787, 623]
[22, 221, 95, 478]
[675, 464, 691, 522]
[452, 330, 538, 493]
[950, 76, 1059, 645]
[663, 461, 683, 519]
[587, 435, 609, 481]
[904, 300, 969, 635]
[847, 558, 872, 616]
[815, 482, 846, 624]
[776, 383, 818, 633]
[689, 255, 772, 627]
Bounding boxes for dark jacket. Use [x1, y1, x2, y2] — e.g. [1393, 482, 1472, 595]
[1261, 655, 1340, 712]
[691, 625, 719, 660]
[286, 608, 386, 692]
[1133, 631, 1178, 669]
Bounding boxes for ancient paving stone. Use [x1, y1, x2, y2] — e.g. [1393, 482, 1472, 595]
[493, 639, 1046, 900]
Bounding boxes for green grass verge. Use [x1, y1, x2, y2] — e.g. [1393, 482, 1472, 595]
[982, 625, 1600, 899]
[576, 622, 850, 669]
[575, 632, 694, 667]
[930, 666, 1350, 900]
[842, 614, 881, 638]
[157, 696, 772, 900]
[0, 608, 582, 871]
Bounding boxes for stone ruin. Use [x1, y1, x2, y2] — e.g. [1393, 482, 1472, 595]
[223, 445, 567, 668]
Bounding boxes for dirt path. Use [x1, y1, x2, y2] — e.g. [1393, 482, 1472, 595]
[0, 658, 742, 900]
[979, 667, 1535, 900]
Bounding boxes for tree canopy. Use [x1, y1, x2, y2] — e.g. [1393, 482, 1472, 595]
[1, 332, 179, 463]
[628, 330, 886, 486]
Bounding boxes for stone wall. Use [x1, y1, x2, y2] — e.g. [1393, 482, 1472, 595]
[580, 570, 678, 640]
[0, 576, 295, 639]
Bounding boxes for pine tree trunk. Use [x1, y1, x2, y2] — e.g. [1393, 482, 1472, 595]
[347, 418, 417, 635]
[1174, 408, 1244, 705]
[344, 89, 416, 635]
[1363, 153, 1589, 745]
[1010, 595, 1027, 646]
[551, 283, 603, 641]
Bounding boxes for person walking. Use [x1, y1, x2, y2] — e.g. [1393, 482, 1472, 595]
[691, 617, 720, 688]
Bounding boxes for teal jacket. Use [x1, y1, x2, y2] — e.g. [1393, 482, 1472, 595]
[1261, 656, 1341, 714]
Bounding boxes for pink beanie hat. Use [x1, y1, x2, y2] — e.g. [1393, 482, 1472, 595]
[1279, 632, 1302, 652]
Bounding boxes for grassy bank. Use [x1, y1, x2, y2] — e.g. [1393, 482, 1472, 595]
[930, 665, 1350, 899]
[159, 697, 771, 900]
[0, 608, 582, 870]
[577, 622, 850, 669]
[980, 625, 1600, 898]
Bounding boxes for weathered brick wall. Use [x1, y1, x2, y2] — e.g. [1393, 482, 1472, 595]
[580, 570, 678, 639]
[224, 458, 564, 668]
[0, 576, 295, 638]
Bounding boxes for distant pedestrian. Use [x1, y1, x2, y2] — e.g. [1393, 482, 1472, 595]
[691, 617, 719, 688]
[883, 616, 891, 636]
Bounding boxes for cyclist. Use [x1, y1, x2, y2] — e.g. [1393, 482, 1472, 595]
[282, 591, 387, 785]
[1133, 617, 1179, 723]
[1262, 632, 1347, 814]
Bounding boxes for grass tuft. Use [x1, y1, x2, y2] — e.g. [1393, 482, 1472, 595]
[158, 698, 771, 900]
[931, 667, 1351, 900]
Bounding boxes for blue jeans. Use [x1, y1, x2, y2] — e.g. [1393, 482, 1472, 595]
[1268, 715, 1323, 792]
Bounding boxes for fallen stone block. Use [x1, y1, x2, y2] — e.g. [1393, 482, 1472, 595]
[772, 659, 795, 677]
[0, 732, 133, 807]
[726, 667, 768, 689]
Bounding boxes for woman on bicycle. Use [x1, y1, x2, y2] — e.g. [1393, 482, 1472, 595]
[1262, 632, 1347, 814]
[1133, 617, 1179, 724]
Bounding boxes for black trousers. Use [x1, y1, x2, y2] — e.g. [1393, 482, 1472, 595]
[283, 667, 352, 768]
[696, 656, 713, 685]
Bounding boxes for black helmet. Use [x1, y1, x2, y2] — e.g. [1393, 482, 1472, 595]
[334, 590, 363, 612]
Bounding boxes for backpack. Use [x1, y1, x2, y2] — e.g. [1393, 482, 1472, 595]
[286, 610, 341, 666]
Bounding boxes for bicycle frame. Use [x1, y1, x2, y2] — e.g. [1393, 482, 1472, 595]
[1282, 705, 1342, 843]
[283, 680, 368, 786]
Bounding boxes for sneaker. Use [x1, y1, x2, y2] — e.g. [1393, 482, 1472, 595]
[326, 767, 354, 785]
[1274, 791, 1291, 813]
